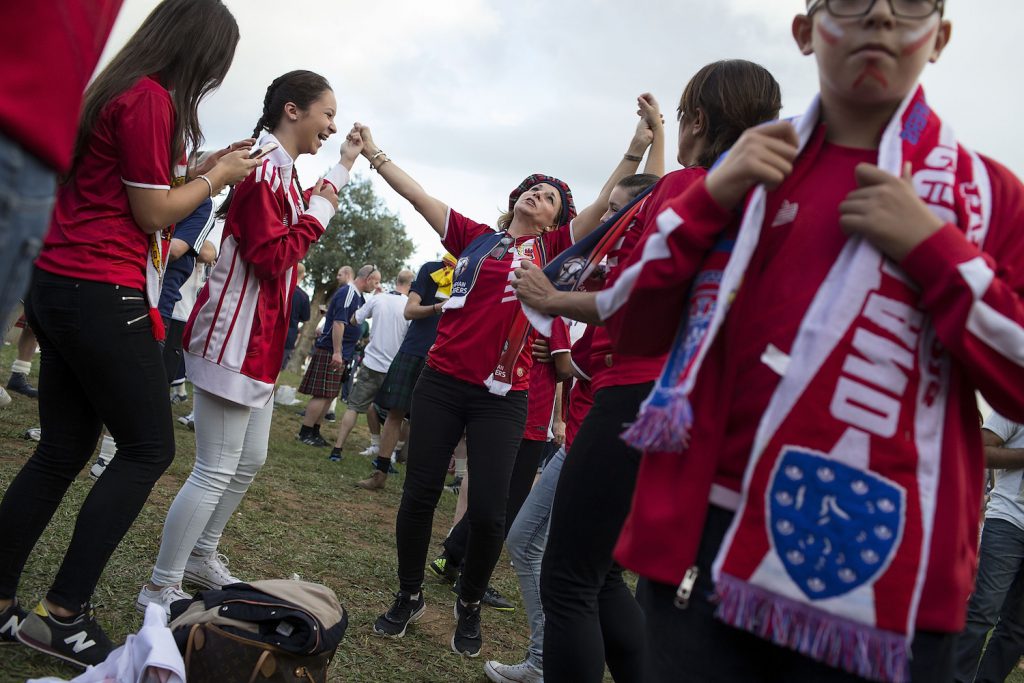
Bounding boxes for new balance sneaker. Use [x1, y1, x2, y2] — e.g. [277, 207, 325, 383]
[359, 443, 380, 457]
[430, 556, 459, 585]
[372, 591, 425, 638]
[184, 551, 242, 589]
[135, 584, 192, 617]
[484, 659, 544, 683]
[0, 600, 26, 643]
[7, 372, 38, 398]
[451, 599, 482, 657]
[17, 602, 113, 668]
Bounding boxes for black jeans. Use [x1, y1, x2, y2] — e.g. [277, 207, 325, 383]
[540, 382, 650, 683]
[0, 268, 175, 611]
[637, 505, 955, 683]
[442, 438, 547, 566]
[396, 366, 527, 603]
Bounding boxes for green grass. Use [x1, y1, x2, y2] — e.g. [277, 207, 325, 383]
[0, 344, 530, 682]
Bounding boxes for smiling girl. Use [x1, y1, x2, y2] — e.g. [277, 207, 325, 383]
[138, 70, 363, 614]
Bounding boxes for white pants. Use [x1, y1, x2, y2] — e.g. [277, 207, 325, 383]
[151, 387, 273, 586]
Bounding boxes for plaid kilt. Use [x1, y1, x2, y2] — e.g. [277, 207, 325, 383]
[298, 347, 344, 398]
[375, 351, 426, 413]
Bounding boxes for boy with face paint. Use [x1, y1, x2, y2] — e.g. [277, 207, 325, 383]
[606, 2, 1024, 682]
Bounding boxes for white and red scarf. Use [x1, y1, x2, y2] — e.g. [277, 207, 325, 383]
[640, 86, 991, 682]
[145, 229, 172, 341]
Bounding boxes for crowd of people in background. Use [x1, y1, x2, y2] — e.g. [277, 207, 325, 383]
[4, 1, 1024, 682]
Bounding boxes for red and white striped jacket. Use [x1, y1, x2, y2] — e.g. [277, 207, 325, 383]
[183, 134, 348, 407]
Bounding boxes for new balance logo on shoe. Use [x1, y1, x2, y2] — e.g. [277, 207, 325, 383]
[772, 200, 799, 227]
[0, 614, 18, 639]
[63, 631, 97, 654]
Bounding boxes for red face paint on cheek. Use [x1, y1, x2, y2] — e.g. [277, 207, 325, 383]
[901, 26, 937, 56]
[817, 23, 841, 45]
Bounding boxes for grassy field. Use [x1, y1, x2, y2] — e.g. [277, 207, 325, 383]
[0, 343, 532, 682]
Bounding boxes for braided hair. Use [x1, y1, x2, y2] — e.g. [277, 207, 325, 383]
[217, 70, 333, 218]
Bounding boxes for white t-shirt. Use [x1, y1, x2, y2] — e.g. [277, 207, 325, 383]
[984, 411, 1024, 530]
[354, 291, 410, 373]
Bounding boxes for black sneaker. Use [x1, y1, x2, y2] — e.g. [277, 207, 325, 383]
[481, 585, 515, 612]
[0, 601, 26, 643]
[303, 433, 330, 448]
[7, 372, 38, 398]
[17, 602, 114, 668]
[372, 591, 425, 638]
[430, 556, 459, 585]
[451, 599, 482, 657]
[325, 411, 336, 422]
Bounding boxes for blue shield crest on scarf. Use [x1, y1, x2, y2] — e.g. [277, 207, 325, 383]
[768, 448, 905, 601]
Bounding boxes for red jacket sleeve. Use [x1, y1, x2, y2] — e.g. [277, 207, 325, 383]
[229, 162, 328, 281]
[900, 157, 1024, 422]
[598, 176, 735, 356]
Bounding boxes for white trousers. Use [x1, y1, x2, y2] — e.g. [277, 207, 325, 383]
[151, 387, 273, 586]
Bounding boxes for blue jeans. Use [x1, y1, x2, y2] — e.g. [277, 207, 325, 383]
[953, 517, 1024, 683]
[0, 132, 56, 326]
[506, 445, 566, 669]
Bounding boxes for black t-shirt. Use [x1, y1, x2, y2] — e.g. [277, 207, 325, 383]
[399, 260, 443, 358]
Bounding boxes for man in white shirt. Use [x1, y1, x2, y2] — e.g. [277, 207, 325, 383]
[328, 269, 414, 462]
[954, 410, 1024, 683]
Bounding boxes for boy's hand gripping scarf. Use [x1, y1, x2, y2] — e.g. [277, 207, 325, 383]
[521, 185, 655, 337]
[633, 87, 992, 683]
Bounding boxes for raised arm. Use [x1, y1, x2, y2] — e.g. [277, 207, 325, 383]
[354, 123, 448, 236]
[571, 94, 665, 241]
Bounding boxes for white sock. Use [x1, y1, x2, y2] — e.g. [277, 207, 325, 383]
[369, 434, 380, 446]
[99, 434, 116, 462]
[11, 359, 30, 376]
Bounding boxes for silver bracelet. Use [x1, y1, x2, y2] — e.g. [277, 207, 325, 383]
[196, 174, 215, 198]
[369, 150, 387, 162]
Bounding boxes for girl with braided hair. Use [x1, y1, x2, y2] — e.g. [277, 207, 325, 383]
[138, 70, 363, 615]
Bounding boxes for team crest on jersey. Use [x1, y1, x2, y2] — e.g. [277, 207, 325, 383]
[768, 447, 905, 601]
[554, 256, 587, 288]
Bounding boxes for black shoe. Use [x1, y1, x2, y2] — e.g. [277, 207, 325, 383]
[325, 411, 336, 422]
[7, 372, 37, 398]
[0, 601, 26, 643]
[481, 585, 515, 612]
[444, 475, 463, 495]
[302, 433, 330, 448]
[17, 602, 114, 668]
[430, 556, 459, 585]
[372, 591, 425, 638]
[387, 462, 399, 474]
[451, 599, 482, 657]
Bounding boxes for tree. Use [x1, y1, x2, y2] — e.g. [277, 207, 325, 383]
[287, 174, 414, 373]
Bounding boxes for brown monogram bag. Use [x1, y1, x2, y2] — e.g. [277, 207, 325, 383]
[182, 622, 333, 683]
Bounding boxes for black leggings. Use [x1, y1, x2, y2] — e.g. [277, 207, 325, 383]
[442, 438, 547, 566]
[540, 382, 651, 683]
[396, 366, 527, 603]
[0, 268, 175, 611]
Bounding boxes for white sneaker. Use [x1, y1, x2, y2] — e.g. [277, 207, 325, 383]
[177, 413, 195, 430]
[24, 427, 41, 442]
[359, 443, 380, 457]
[484, 659, 543, 683]
[136, 584, 192, 617]
[0, 387, 10, 408]
[184, 552, 242, 589]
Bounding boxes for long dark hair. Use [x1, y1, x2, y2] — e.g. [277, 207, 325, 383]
[69, 0, 239, 178]
[217, 70, 333, 219]
[679, 60, 782, 169]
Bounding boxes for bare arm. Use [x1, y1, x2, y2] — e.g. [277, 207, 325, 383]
[168, 238, 190, 262]
[984, 428, 1024, 469]
[354, 124, 447, 236]
[553, 351, 573, 382]
[552, 385, 566, 447]
[125, 149, 262, 234]
[404, 290, 441, 320]
[571, 94, 665, 241]
[513, 261, 603, 324]
[329, 321, 346, 371]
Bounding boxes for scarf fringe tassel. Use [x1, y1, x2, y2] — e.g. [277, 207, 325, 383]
[620, 386, 692, 452]
[715, 574, 910, 683]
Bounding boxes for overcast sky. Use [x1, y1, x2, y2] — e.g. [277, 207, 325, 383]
[101, 0, 1024, 272]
